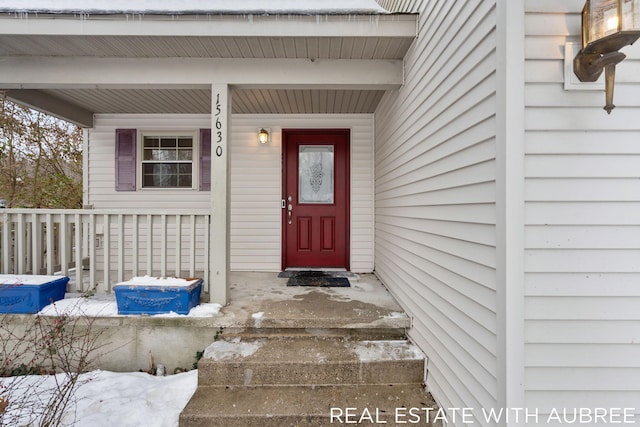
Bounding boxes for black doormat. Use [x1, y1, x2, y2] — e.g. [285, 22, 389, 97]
[278, 270, 356, 279]
[286, 275, 351, 287]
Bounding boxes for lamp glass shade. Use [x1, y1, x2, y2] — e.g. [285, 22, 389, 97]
[585, 0, 620, 44]
[585, 0, 640, 45]
[620, 0, 640, 31]
[258, 128, 269, 144]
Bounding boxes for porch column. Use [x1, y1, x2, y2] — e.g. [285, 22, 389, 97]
[496, 0, 525, 416]
[209, 83, 231, 304]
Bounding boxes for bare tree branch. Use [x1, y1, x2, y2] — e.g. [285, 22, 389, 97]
[0, 98, 82, 208]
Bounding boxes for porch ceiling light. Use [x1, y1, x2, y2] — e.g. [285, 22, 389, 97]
[258, 128, 270, 144]
[574, 0, 640, 114]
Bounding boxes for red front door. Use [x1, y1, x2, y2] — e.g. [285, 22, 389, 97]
[282, 129, 350, 269]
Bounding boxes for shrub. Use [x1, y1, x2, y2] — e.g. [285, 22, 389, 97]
[0, 301, 106, 427]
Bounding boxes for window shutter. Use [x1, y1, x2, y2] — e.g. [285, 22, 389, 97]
[200, 128, 211, 191]
[115, 129, 136, 191]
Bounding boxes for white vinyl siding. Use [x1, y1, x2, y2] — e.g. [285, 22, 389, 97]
[373, 0, 499, 425]
[87, 113, 374, 273]
[525, 1, 640, 423]
[88, 114, 211, 210]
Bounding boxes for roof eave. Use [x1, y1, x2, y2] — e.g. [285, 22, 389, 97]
[0, 13, 418, 39]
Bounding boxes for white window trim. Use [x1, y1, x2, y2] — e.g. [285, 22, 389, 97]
[137, 129, 199, 191]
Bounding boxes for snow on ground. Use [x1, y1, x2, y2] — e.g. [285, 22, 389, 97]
[0, 370, 198, 427]
[1, 278, 221, 426]
[38, 293, 222, 318]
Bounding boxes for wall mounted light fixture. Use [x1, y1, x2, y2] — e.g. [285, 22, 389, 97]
[258, 128, 270, 144]
[574, 0, 640, 113]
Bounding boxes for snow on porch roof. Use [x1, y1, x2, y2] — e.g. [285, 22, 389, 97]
[0, 0, 390, 15]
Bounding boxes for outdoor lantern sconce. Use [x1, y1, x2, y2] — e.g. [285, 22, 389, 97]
[574, 0, 640, 113]
[258, 128, 270, 144]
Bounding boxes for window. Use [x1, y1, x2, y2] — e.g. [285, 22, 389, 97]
[298, 145, 334, 204]
[140, 134, 195, 189]
[115, 128, 210, 192]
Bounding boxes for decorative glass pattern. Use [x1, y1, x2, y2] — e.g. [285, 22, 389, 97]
[299, 145, 334, 204]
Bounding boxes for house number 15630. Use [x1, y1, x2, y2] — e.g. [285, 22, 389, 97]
[214, 93, 223, 157]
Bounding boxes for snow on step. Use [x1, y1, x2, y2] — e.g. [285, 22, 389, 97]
[196, 337, 425, 387]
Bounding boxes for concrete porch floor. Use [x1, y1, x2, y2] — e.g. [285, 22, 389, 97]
[218, 272, 411, 332]
[23, 271, 412, 372]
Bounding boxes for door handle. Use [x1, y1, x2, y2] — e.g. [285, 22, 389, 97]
[287, 196, 293, 225]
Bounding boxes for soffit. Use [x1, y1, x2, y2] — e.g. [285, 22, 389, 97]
[40, 88, 385, 115]
[0, 34, 413, 60]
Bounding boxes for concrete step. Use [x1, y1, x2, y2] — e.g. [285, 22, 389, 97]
[220, 326, 408, 341]
[180, 384, 437, 427]
[178, 275, 436, 427]
[197, 337, 425, 386]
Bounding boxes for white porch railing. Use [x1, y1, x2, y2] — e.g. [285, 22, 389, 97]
[0, 209, 212, 293]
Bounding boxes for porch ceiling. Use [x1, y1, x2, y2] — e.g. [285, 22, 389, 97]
[6, 88, 386, 115]
[0, 12, 415, 124]
[0, 34, 413, 60]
